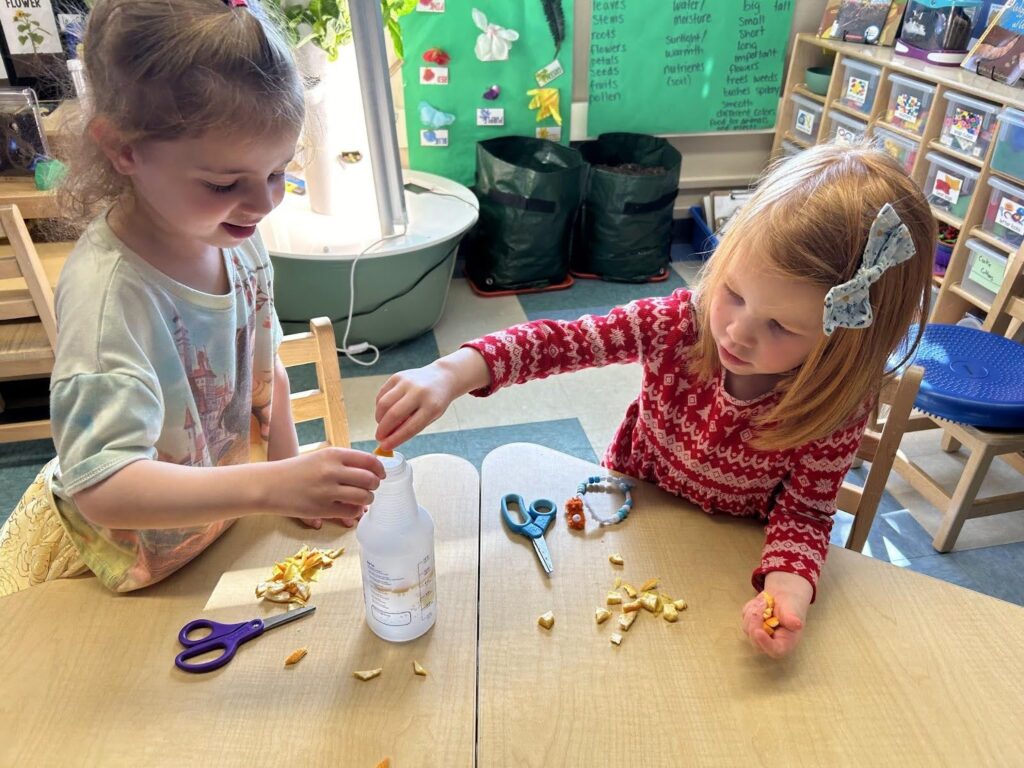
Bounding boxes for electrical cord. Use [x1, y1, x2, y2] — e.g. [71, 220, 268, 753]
[337, 224, 408, 366]
[335, 186, 476, 367]
[424, 187, 480, 212]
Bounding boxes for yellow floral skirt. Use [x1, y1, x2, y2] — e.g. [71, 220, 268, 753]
[0, 459, 88, 597]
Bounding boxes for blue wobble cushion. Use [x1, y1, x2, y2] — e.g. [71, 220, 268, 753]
[892, 325, 1024, 429]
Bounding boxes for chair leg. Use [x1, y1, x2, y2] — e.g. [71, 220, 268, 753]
[932, 444, 996, 553]
[844, 366, 923, 553]
[940, 431, 961, 453]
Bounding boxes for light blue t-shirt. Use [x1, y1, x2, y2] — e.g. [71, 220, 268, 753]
[48, 215, 283, 591]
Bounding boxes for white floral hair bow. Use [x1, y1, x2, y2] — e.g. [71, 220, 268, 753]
[472, 8, 520, 62]
[822, 203, 916, 336]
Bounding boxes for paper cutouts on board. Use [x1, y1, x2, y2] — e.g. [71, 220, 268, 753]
[422, 48, 450, 66]
[420, 129, 449, 147]
[416, 0, 445, 12]
[472, 8, 519, 62]
[527, 88, 562, 125]
[418, 101, 456, 129]
[476, 108, 504, 126]
[420, 66, 449, 85]
[537, 126, 562, 141]
[482, 84, 501, 100]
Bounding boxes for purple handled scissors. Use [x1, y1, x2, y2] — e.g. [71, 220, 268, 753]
[175, 605, 316, 673]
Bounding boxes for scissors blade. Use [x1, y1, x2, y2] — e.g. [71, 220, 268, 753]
[262, 604, 316, 631]
[532, 537, 554, 576]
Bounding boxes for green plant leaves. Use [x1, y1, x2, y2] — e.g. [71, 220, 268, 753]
[270, 0, 415, 61]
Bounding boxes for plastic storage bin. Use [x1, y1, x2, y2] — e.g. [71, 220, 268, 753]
[884, 73, 935, 135]
[829, 112, 868, 147]
[874, 126, 919, 174]
[991, 107, 1024, 182]
[939, 91, 999, 159]
[923, 152, 979, 219]
[839, 57, 882, 114]
[962, 237, 1008, 304]
[790, 94, 823, 142]
[982, 176, 1024, 248]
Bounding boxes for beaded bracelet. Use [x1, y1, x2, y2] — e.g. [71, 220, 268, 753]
[573, 474, 635, 527]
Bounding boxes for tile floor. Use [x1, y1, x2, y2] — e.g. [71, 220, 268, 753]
[2, 247, 1022, 606]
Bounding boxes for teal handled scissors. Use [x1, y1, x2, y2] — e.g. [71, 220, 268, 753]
[501, 493, 556, 576]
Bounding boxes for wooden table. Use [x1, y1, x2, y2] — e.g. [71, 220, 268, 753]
[0, 454, 479, 767]
[478, 444, 1024, 767]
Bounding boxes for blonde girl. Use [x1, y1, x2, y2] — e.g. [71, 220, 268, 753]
[373, 142, 935, 658]
[0, 0, 384, 597]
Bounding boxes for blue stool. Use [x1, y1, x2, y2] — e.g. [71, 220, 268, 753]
[889, 324, 1024, 552]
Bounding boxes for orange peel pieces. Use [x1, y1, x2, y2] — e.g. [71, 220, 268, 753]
[373, 446, 394, 457]
[760, 591, 778, 636]
[284, 648, 308, 666]
[255, 545, 344, 605]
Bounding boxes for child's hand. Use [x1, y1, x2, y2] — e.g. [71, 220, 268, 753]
[375, 348, 492, 449]
[375, 363, 460, 448]
[741, 571, 813, 659]
[272, 448, 384, 523]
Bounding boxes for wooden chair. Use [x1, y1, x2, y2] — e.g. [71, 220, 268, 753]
[0, 204, 60, 443]
[838, 366, 925, 552]
[278, 316, 350, 451]
[890, 256, 1024, 552]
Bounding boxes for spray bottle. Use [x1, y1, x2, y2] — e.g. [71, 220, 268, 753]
[356, 451, 437, 642]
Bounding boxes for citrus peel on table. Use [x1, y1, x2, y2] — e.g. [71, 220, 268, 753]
[255, 545, 345, 605]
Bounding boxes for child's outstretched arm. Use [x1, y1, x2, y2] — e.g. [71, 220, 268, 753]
[742, 404, 870, 658]
[376, 289, 690, 449]
[375, 347, 491, 449]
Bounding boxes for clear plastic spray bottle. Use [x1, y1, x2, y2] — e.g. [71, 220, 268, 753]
[356, 451, 437, 642]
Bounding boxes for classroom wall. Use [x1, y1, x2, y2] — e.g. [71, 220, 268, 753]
[392, 0, 830, 213]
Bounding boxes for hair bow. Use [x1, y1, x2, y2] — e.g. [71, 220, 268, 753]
[822, 203, 916, 336]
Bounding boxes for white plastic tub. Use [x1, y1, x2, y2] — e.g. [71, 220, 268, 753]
[839, 57, 882, 114]
[962, 237, 1008, 304]
[991, 107, 1024, 182]
[982, 175, 1024, 248]
[923, 151, 980, 220]
[790, 94, 823, 142]
[829, 112, 868, 147]
[939, 91, 999, 159]
[874, 126, 919, 174]
[884, 73, 935, 135]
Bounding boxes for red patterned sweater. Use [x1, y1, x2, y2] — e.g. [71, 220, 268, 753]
[464, 289, 868, 598]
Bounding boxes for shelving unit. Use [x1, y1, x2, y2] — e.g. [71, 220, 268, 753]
[773, 33, 1024, 333]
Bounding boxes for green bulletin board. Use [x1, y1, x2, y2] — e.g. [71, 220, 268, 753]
[399, 0, 574, 186]
[588, 0, 795, 135]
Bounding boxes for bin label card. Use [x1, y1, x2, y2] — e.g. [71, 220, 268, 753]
[931, 171, 962, 205]
[795, 109, 815, 135]
[996, 195, 1024, 235]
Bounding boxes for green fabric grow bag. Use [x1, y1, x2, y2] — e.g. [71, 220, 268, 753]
[573, 133, 682, 282]
[464, 136, 584, 292]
